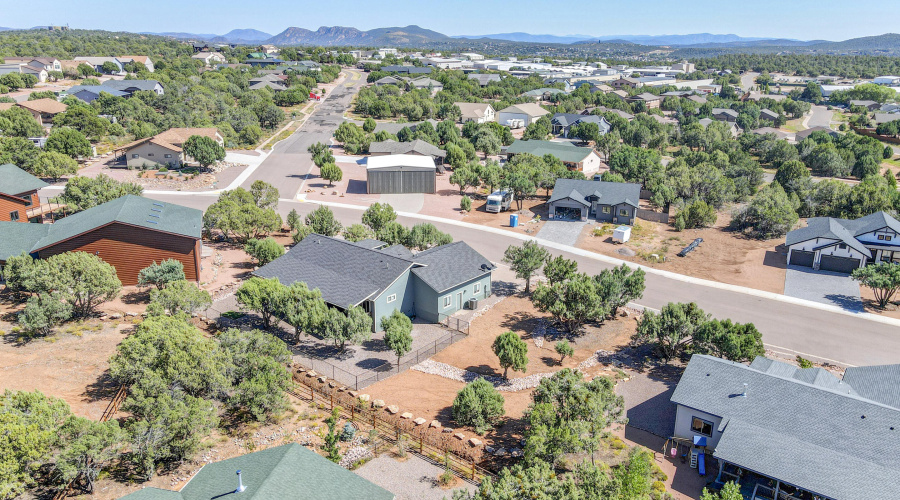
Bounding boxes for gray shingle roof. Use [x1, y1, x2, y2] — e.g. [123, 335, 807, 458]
[548, 179, 641, 208]
[0, 164, 49, 195]
[468, 73, 500, 86]
[100, 80, 162, 93]
[0, 222, 50, 262]
[786, 212, 900, 258]
[380, 244, 414, 259]
[712, 108, 739, 117]
[550, 114, 611, 134]
[411, 241, 493, 293]
[506, 140, 596, 164]
[253, 234, 413, 307]
[368, 140, 447, 158]
[351, 238, 387, 250]
[842, 364, 900, 409]
[671, 355, 900, 500]
[30, 195, 202, 252]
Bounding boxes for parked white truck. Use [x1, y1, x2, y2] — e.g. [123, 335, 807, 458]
[486, 190, 514, 213]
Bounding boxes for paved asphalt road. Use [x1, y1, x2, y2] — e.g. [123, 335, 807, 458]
[145, 192, 900, 368]
[238, 70, 368, 197]
[806, 105, 834, 129]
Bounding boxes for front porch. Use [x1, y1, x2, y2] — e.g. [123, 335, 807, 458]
[712, 462, 833, 500]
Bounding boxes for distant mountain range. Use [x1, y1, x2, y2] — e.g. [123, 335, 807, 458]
[142, 28, 272, 44]
[264, 25, 449, 46]
[453, 32, 595, 44]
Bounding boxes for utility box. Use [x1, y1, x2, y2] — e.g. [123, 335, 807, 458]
[468, 298, 479, 310]
[612, 225, 631, 244]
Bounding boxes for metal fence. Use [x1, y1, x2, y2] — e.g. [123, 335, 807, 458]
[293, 329, 468, 391]
[441, 316, 470, 334]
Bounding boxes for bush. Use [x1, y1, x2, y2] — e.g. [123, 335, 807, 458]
[244, 237, 285, 266]
[451, 378, 505, 434]
[137, 260, 185, 290]
[460, 195, 472, 212]
[679, 200, 717, 229]
[340, 422, 356, 442]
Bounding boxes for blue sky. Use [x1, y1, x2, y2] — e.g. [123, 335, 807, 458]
[3, 0, 898, 40]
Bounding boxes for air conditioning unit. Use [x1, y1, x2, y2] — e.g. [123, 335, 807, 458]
[467, 298, 479, 310]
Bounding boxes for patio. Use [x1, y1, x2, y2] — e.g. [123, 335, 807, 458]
[714, 462, 831, 500]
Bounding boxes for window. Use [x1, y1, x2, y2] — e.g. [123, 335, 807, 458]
[474, 283, 481, 294]
[619, 208, 629, 217]
[602, 206, 611, 214]
[386, 294, 397, 303]
[442, 295, 452, 308]
[838, 243, 846, 249]
[888, 235, 893, 242]
[878, 234, 885, 240]
[132, 154, 138, 158]
[147, 153, 154, 157]
[21, 195, 33, 207]
[691, 417, 713, 437]
[9, 211, 19, 222]
[164, 154, 172, 159]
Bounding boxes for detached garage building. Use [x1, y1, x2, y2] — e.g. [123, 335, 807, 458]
[0, 195, 202, 285]
[366, 154, 436, 194]
[785, 212, 900, 273]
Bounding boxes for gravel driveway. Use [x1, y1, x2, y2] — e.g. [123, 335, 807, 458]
[536, 220, 587, 246]
[355, 455, 477, 500]
[784, 265, 863, 312]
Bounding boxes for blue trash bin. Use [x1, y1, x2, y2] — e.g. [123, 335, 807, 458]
[510, 214, 519, 227]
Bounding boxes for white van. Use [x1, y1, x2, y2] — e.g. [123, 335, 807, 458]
[486, 190, 514, 213]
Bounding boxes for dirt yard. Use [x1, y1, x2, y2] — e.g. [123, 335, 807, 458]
[462, 197, 549, 237]
[363, 293, 640, 452]
[576, 214, 787, 293]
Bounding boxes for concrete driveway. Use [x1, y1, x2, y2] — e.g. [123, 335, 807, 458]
[784, 265, 863, 312]
[535, 220, 587, 246]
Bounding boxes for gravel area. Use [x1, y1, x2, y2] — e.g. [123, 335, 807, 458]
[411, 359, 555, 391]
[535, 220, 588, 246]
[354, 455, 477, 500]
[614, 368, 680, 438]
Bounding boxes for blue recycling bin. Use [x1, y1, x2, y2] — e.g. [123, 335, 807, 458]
[510, 214, 519, 227]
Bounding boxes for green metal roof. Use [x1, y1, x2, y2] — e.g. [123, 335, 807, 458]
[177, 443, 394, 500]
[0, 164, 48, 196]
[506, 140, 594, 163]
[30, 195, 202, 252]
[0, 222, 50, 262]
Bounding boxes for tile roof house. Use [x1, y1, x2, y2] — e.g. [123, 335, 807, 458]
[254, 234, 493, 330]
[454, 102, 495, 123]
[117, 128, 223, 168]
[785, 211, 900, 272]
[0, 195, 202, 285]
[547, 179, 641, 223]
[506, 140, 604, 175]
[550, 113, 611, 138]
[118, 443, 394, 500]
[0, 164, 48, 223]
[15, 99, 68, 126]
[671, 354, 900, 500]
[497, 103, 550, 128]
[119, 55, 154, 72]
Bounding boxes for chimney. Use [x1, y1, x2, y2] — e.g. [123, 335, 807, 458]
[741, 383, 748, 398]
[236, 470, 246, 493]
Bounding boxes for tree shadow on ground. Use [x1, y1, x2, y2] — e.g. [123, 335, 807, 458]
[120, 288, 151, 305]
[465, 364, 501, 378]
[83, 368, 119, 403]
[347, 179, 368, 194]
[491, 280, 518, 297]
[823, 293, 864, 312]
[500, 309, 541, 335]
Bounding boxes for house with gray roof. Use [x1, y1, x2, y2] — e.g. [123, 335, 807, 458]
[468, 73, 501, 87]
[850, 99, 881, 111]
[497, 103, 550, 127]
[374, 75, 405, 86]
[118, 443, 394, 500]
[368, 139, 447, 163]
[0, 164, 48, 223]
[711, 108, 739, 122]
[671, 354, 900, 500]
[505, 140, 604, 175]
[408, 77, 443, 94]
[550, 113, 611, 138]
[759, 108, 780, 122]
[547, 179, 641, 223]
[253, 234, 493, 330]
[785, 211, 900, 272]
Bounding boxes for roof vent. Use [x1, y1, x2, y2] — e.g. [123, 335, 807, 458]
[152, 202, 164, 207]
[741, 383, 748, 398]
[236, 470, 246, 493]
[146, 220, 158, 224]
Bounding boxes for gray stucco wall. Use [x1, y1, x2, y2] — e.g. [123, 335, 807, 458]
[371, 269, 416, 331]
[413, 273, 492, 323]
[673, 404, 724, 449]
[594, 202, 635, 224]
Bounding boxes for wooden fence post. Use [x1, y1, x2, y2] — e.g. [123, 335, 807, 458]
[471, 458, 476, 480]
[351, 405, 355, 422]
[330, 394, 334, 410]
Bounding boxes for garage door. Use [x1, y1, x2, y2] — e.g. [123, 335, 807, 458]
[819, 255, 861, 274]
[789, 250, 814, 267]
[554, 206, 582, 220]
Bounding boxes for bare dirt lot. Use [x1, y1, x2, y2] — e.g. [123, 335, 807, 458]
[576, 214, 787, 293]
[461, 196, 549, 236]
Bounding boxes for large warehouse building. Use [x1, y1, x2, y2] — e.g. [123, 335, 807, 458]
[366, 154, 437, 194]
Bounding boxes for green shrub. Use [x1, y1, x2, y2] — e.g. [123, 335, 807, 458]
[451, 378, 505, 433]
[460, 195, 472, 212]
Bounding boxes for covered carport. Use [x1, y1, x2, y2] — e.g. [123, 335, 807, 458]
[366, 154, 436, 194]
